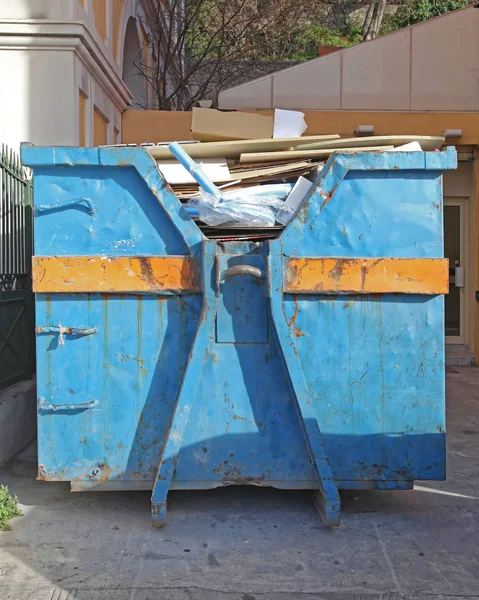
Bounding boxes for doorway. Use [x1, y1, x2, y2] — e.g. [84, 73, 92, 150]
[444, 199, 466, 344]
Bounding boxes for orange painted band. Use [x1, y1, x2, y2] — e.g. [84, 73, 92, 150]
[284, 258, 449, 295]
[33, 256, 448, 295]
[33, 256, 200, 294]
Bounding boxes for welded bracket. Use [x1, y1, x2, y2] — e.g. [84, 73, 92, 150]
[151, 240, 217, 527]
[267, 239, 341, 526]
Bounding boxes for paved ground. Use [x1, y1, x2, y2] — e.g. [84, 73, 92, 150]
[0, 367, 478, 600]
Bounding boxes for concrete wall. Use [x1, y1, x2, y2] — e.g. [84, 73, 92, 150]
[0, 0, 166, 151]
[0, 0, 76, 19]
[0, 25, 128, 152]
[218, 6, 479, 112]
[0, 49, 76, 151]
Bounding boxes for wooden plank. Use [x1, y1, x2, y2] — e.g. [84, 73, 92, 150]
[284, 257, 449, 295]
[170, 163, 323, 198]
[231, 159, 311, 169]
[294, 135, 445, 152]
[240, 146, 394, 164]
[33, 256, 200, 294]
[147, 134, 340, 160]
[229, 161, 319, 180]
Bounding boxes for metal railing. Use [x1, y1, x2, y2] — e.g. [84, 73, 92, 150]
[0, 144, 35, 391]
[1, 145, 33, 290]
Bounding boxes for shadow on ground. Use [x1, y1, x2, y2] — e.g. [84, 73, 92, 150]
[0, 368, 479, 600]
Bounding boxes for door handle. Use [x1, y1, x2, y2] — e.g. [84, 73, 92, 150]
[38, 397, 99, 411]
[36, 325, 97, 346]
[34, 197, 95, 215]
[215, 260, 265, 296]
[220, 265, 264, 281]
[455, 266, 465, 288]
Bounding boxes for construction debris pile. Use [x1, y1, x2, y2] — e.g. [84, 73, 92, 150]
[145, 108, 445, 241]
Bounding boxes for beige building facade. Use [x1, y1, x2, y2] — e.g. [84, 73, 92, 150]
[0, 0, 158, 150]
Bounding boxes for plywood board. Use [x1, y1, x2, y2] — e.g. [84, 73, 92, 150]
[294, 135, 444, 152]
[148, 134, 340, 160]
[231, 161, 315, 180]
[240, 146, 394, 164]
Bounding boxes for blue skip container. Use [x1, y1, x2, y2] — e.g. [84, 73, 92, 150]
[21, 143, 456, 527]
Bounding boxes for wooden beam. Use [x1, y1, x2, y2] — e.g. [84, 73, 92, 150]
[294, 135, 444, 152]
[147, 135, 340, 160]
[240, 146, 394, 164]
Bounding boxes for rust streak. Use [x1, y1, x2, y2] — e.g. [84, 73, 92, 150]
[319, 182, 341, 210]
[287, 295, 300, 328]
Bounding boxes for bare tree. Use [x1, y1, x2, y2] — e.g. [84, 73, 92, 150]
[134, 0, 407, 109]
[310, 0, 395, 43]
[135, 0, 316, 111]
[361, 0, 389, 40]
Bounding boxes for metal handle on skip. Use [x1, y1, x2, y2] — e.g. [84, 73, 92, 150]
[215, 263, 264, 296]
[34, 197, 95, 215]
[38, 397, 99, 412]
[220, 266, 264, 281]
[35, 325, 97, 346]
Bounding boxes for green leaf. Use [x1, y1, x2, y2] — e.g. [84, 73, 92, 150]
[390, 0, 471, 30]
[0, 485, 22, 531]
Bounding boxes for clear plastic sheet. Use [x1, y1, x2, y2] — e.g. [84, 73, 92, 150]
[195, 184, 294, 227]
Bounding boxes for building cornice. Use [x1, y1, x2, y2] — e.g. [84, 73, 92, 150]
[0, 20, 133, 108]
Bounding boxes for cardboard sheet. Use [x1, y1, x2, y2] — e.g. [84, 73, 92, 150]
[273, 109, 308, 139]
[190, 108, 274, 142]
[239, 146, 395, 164]
[294, 135, 445, 152]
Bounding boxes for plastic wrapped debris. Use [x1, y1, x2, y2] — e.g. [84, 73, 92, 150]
[276, 176, 313, 226]
[184, 202, 199, 218]
[196, 183, 293, 227]
[168, 140, 293, 227]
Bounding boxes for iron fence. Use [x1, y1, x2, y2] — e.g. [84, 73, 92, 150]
[0, 145, 35, 391]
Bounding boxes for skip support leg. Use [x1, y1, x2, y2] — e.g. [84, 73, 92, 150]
[267, 240, 341, 527]
[151, 242, 217, 527]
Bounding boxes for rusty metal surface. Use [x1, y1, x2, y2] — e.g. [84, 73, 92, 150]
[32, 256, 448, 296]
[21, 144, 457, 529]
[33, 256, 201, 294]
[285, 257, 449, 295]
